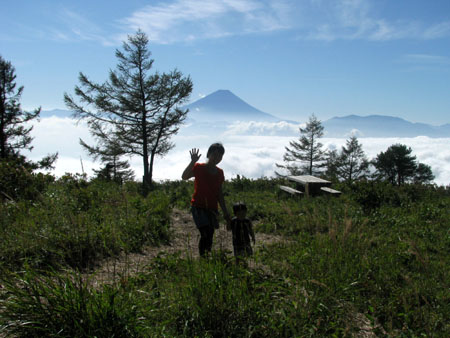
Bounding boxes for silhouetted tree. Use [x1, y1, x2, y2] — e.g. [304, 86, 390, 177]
[372, 144, 433, 185]
[323, 148, 339, 182]
[1, 55, 40, 159]
[0, 55, 57, 168]
[414, 162, 434, 184]
[65, 30, 192, 194]
[81, 136, 134, 183]
[276, 114, 326, 176]
[336, 136, 369, 184]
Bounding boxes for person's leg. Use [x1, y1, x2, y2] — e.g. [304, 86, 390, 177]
[245, 244, 253, 256]
[199, 225, 215, 256]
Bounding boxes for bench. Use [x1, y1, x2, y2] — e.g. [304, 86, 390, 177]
[320, 187, 342, 195]
[287, 175, 331, 197]
[279, 185, 303, 195]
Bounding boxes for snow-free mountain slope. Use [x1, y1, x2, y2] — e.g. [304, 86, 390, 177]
[184, 90, 281, 122]
[323, 115, 450, 137]
[40, 90, 449, 138]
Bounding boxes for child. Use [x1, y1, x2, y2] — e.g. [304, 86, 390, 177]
[182, 143, 231, 257]
[230, 201, 255, 262]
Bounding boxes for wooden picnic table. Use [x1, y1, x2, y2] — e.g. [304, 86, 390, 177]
[287, 175, 333, 197]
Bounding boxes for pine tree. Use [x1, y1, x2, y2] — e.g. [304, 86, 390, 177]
[336, 136, 369, 184]
[323, 148, 340, 182]
[413, 162, 434, 184]
[373, 144, 418, 185]
[81, 136, 134, 183]
[0, 55, 57, 169]
[64, 30, 192, 194]
[276, 114, 326, 175]
[0, 55, 40, 159]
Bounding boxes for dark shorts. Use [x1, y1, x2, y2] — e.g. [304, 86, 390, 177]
[191, 206, 219, 229]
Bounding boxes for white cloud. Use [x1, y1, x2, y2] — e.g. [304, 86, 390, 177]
[26, 117, 95, 176]
[344, 129, 364, 138]
[356, 136, 450, 185]
[53, 9, 118, 46]
[422, 21, 450, 39]
[402, 54, 450, 65]
[302, 0, 450, 41]
[28, 118, 450, 186]
[26, 1, 450, 46]
[224, 121, 301, 136]
[121, 0, 292, 44]
[18, 1, 449, 46]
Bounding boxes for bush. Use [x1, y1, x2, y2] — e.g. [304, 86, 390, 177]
[0, 159, 54, 201]
[0, 177, 171, 271]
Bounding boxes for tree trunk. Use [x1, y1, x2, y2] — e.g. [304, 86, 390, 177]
[142, 113, 150, 195]
[309, 135, 314, 175]
[146, 109, 168, 194]
[148, 150, 155, 190]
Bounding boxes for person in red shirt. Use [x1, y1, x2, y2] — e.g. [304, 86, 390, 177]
[182, 143, 231, 256]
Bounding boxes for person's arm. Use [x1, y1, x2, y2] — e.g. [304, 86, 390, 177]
[218, 187, 232, 230]
[182, 148, 201, 180]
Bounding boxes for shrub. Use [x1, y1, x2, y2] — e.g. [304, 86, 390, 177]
[0, 177, 171, 271]
[0, 159, 54, 201]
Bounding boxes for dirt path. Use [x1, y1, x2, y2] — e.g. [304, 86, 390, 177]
[84, 208, 380, 337]
[0, 208, 378, 337]
[86, 208, 285, 287]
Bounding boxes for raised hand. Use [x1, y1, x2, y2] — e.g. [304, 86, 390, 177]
[190, 148, 201, 163]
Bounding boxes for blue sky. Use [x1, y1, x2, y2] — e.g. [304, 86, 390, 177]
[2, 0, 450, 125]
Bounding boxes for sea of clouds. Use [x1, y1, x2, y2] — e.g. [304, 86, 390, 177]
[27, 117, 449, 186]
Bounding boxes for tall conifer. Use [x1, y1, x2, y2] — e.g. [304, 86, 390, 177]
[336, 136, 369, 184]
[65, 31, 193, 194]
[0, 55, 57, 169]
[0, 55, 39, 159]
[277, 114, 326, 175]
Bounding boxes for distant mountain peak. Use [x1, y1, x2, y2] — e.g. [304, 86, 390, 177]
[185, 89, 280, 122]
[187, 89, 262, 114]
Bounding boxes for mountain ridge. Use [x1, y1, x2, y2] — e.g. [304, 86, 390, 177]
[40, 90, 449, 138]
[323, 114, 449, 137]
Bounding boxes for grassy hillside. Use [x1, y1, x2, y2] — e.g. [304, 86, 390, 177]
[1, 173, 449, 337]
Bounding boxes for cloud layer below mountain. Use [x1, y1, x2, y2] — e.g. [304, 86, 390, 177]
[28, 117, 450, 186]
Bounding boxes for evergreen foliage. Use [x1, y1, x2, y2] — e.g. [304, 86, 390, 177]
[277, 114, 326, 175]
[64, 31, 193, 194]
[81, 137, 134, 183]
[323, 148, 340, 181]
[0, 55, 58, 190]
[373, 143, 434, 185]
[0, 55, 57, 170]
[0, 55, 38, 159]
[413, 162, 435, 184]
[336, 136, 370, 184]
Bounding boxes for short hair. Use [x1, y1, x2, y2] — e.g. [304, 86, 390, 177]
[207, 143, 225, 157]
[233, 201, 247, 213]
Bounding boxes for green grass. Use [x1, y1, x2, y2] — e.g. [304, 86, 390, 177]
[1, 176, 449, 337]
[0, 175, 172, 271]
[1, 268, 143, 337]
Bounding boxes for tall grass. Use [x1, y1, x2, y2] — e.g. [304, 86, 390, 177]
[0, 175, 172, 271]
[1, 177, 449, 336]
[0, 268, 143, 337]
